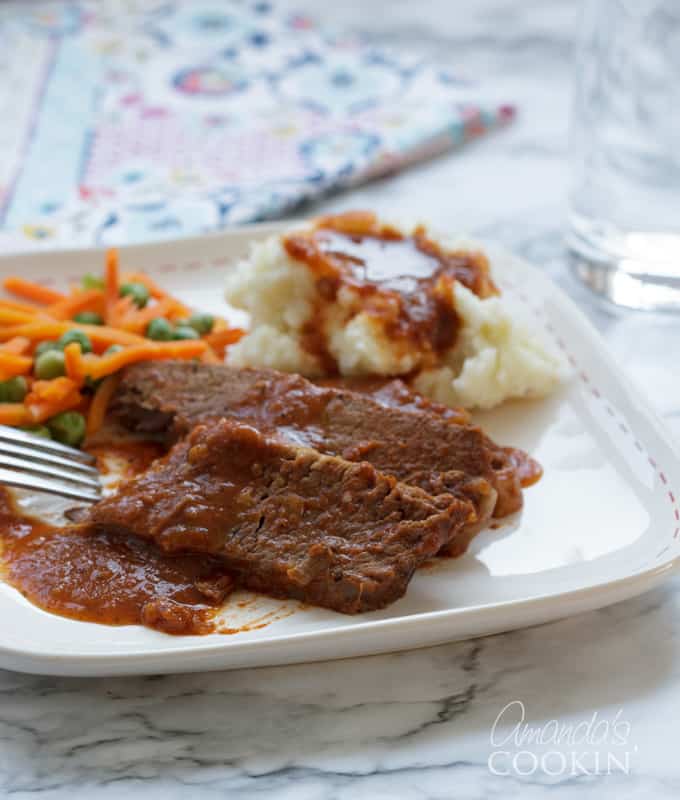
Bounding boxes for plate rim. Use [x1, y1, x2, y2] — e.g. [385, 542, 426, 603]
[0, 558, 677, 669]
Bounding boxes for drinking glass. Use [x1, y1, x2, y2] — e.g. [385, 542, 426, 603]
[568, 0, 680, 311]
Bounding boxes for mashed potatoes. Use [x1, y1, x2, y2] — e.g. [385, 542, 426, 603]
[412, 282, 566, 409]
[224, 217, 567, 410]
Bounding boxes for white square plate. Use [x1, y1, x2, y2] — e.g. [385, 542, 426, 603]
[1, 224, 679, 676]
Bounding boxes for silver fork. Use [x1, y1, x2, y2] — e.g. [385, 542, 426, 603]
[0, 425, 101, 503]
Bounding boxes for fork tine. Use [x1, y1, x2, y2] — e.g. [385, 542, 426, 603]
[0, 425, 96, 464]
[0, 440, 100, 477]
[0, 455, 101, 489]
[0, 468, 101, 504]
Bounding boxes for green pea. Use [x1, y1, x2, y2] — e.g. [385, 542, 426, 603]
[146, 317, 174, 341]
[81, 274, 104, 290]
[20, 424, 52, 440]
[34, 350, 66, 380]
[186, 312, 214, 335]
[34, 340, 61, 358]
[0, 376, 28, 403]
[73, 311, 103, 326]
[119, 282, 150, 308]
[58, 329, 92, 354]
[103, 344, 125, 356]
[172, 325, 200, 341]
[47, 411, 86, 448]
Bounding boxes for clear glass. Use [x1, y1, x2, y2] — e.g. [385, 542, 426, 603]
[568, 0, 680, 311]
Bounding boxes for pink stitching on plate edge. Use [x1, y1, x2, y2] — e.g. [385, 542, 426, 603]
[506, 276, 680, 554]
[23, 257, 680, 552]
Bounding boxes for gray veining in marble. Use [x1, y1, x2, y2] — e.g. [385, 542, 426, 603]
[2, 1, 680, 797]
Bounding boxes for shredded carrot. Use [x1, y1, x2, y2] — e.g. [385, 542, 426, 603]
[0, 307, 40, 326]
[83, 339, 206, 380]
[63, 342, 85, 386]
[25, 377, 83, 423]
[0, 323, 68, 342]
[0, 321, 146, 348]
[204, 327, 245, 358]
[107, 295, 135, 329]
[3, 277, 65, 306]
[0, 336, 31, 355]
[0, 299, 43, 314]
[104, 249, 120, 324]
[27, 377, 79, 403]
[0, 404, 30, 426]
[73, 322, 146, 348]
[0, 353, 32, 379]
[116, 296, 180, 335]
[86, 373, 121, 437]
[45, 288, 105, 321]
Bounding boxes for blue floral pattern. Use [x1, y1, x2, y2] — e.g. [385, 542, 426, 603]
[0, 0, 513, 250]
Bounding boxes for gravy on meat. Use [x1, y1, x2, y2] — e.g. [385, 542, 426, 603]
[87, 419, 470, 614]
[0, 364, 542, 634]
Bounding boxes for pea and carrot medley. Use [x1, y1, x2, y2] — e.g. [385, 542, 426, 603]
[0, 250, 243, 447]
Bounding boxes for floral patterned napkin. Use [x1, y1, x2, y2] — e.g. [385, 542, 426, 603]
[0, 1, 513, 251]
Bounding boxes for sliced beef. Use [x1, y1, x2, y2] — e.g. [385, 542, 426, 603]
[316, 375, 541, 519]
[112, 361, 499, 531]
[316, 376, 471, 426]
[88, 419, 469, 613]
[111, 361, 530, 533]
[335, 378, 541, 513]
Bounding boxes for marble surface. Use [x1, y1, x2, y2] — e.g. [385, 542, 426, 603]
[2, 1, 680, 797]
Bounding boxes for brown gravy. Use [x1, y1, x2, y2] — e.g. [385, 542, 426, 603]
[283, 210, 498, 373]
[0, 442, 235, 636]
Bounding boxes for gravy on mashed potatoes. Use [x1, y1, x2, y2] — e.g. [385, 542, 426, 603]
[224, 211, 567, 409]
